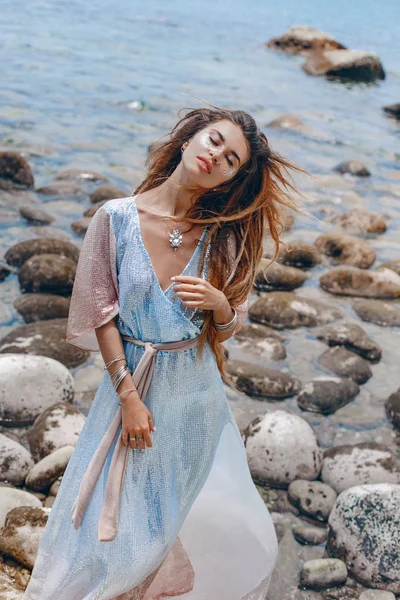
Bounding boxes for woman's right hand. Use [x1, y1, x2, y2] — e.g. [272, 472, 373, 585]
[120, 391, 156, 451]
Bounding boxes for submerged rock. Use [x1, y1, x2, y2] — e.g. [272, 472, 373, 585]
[331, 208, 387, 235]
[320, 267, 400, 299]
[249, 292, 343, 330]
[272, 241, 322, 270]
[314, 233, 375, 269]
[0, 319, 89, 369]
[327, 483, 400, 593]
[297, 376, 359, 414]
[383, 104, 400, 120]
[353, 299, 400, 327]
[4, 238, 79, 268]
[0, 151, 35, 190]
[266, 25, 345, 55]
[233, 324, 286, 360]
[321, 442, 400, 493]
[226, 360, 300, 399]
[254, 260, 308, 291]
[36, 181, 84, 196]
[19, 204, 55, 225]
[90, 184, 127, 204]
[13, 293, 71, 323]
[318, 346, 372, 384]
[316, 322, 382, 363]
[333, 160, 371, 177]
[18, 253, 76, 295]
[288, 479, 337, 521]
[54, 168, 109, 182]
[70, 216, 91, 235]
[243, 410, 323, 488]
[302, 50, 385, 83]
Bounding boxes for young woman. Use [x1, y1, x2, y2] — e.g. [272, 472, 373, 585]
[23, 106, 301, 600]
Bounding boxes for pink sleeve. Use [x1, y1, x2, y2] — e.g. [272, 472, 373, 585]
[226, 231, 250, 335]
[66, 206, 119, 352]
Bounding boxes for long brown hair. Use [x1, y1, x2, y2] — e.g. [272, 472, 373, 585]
[133, 106, 307, 381]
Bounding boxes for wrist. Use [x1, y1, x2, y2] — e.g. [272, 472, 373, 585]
[212, 294, 233, 325]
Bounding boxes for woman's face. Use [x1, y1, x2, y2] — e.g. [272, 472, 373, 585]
[181, 119, 250, 188]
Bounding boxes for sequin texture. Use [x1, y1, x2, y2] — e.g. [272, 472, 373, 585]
[24, 195, 278, 600]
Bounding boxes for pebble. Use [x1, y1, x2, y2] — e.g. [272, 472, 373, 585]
[288, 479, 337, 521]
[300, 558, 348, 590]
[292, 524, 328, 545]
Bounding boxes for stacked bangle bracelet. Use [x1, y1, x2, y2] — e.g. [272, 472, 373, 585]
[103, 353, 137, 404]
[212, 306, 237, 333]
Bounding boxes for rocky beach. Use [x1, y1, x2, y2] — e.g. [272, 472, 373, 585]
[1, 3, 400, 598]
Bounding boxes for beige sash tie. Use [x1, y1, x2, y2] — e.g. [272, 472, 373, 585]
[70, 333, 201, 542]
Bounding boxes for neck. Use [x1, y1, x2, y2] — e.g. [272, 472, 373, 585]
[142, 162, 200, 217]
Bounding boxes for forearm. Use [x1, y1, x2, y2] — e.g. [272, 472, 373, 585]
[213, 296, 236, 343]
[94, 316, 138, 404]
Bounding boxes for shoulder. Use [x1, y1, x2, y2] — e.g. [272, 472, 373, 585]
[100, 195, 136, 234]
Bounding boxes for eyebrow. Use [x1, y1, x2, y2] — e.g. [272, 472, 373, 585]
[212, 128, 241, 165]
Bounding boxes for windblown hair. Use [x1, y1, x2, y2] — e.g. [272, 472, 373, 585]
[133, 106, 307, 381]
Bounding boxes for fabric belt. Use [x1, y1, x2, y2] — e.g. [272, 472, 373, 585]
[70, 333, 201, 542]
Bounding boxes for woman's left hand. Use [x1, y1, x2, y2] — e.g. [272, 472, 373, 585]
[171, 275, 227, 311]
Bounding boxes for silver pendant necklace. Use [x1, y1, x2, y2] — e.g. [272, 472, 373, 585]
[168, 227, 184, 253]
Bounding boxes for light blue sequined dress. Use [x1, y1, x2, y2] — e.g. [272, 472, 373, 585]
[23, 196, 278, 600]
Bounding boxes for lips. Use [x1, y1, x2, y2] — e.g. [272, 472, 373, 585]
[197, 156, 212, 174]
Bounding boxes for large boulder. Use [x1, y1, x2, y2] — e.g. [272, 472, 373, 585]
[27, 402, 85, 461]
[297, 376, 359, 415]
[302, 49, 385, 83]
[254, 259, 308, 291]
[0, 319, 89, 369]
[327, 484, 400, 593]
[4, 238, 79, 268]
[249, 292, 343, 330]
[322, 442, 400, 493]
[0, 506, 51, 569]
[243, 410, 323, 488]
[0, 151, 34, 190]
[266, 26, 345, 55]
[331, 208, 387, 235]
[318, 346, 372, 384]
[13, 293, 71, 323]
[320, 267, 400, 299]
[18, 253, 76, 295]
[314, 232, 375, 269]
[316, 322, 382, 363]
[0, 354, 74, 426]
[0, 486, 42, 528]
[226, 360, 300, 399]
[25, 445, 74, 492]
[353, 299, 400, 327]
[0, 434, 34, 485]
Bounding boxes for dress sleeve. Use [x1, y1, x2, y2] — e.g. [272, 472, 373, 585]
[226, 231, 250, 335]
[66, 206, 119, 352]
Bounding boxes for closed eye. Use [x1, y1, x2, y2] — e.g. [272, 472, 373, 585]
[209, 136, 234, 166]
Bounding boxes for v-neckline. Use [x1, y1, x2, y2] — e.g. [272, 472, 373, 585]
[132, 194, 208, 296]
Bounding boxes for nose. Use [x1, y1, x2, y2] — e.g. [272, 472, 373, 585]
[209, 148, 221, 164]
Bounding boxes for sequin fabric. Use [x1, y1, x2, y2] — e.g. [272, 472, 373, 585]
[24, 196, 277, 600]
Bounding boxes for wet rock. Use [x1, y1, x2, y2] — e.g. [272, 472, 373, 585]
[249, 292, 343, 330]
[292, 524, 328, 545]
[376, 260, 400, 277]
[266, 26, 345, 55]
[254, 259, 308, 292]
[385, 388, 400, 429]
[243, 410, 323, 488]
[331, 208, 387, 235]
[13, 293, 71, 323]
[31, 225, 73, 242]
[318, 347, 372, 384]
[70, 216, 91, 235]
[27, 402, 85, 461]
[18, 253, 76, 295]
[300, 558, 347, 590]
[359, 591, 396, 600]
[226, 360, 300, 399]
[0, 487, 42, 528]
[320, 267, 400, 299]
[0, 506, 51, 569]
[297, 376, 359, 415]
[0, 434, 34, 485]
[321, 443, 400, 493]
[353, 299, 400, 327]
[54, 168, 109, 182]
[327, 483, 400, 593]
[383, 104, 400, 120]
[266, 114, 308, 132]
[0, 319, 89, 369]
[255, 485, 299, 515]
[0, 151, 34, 190]
[25, 445, 74, 492]
[314, 233, 375, 269]
[272, 241, 322, 269]
[90, 184, 127, 204]
[233, 324, 286, 360]
[302, 50, 385, 83]
[333, 160, 371, 177]
[84, 199, 108, 217]
[4, 238, 79, 268]
[19, 204, 55, 225]
[36, 181, 84, 196]
[316, 323, 382, 363]
[288, 480, 337, 522]
[0, 354, 74, 426]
